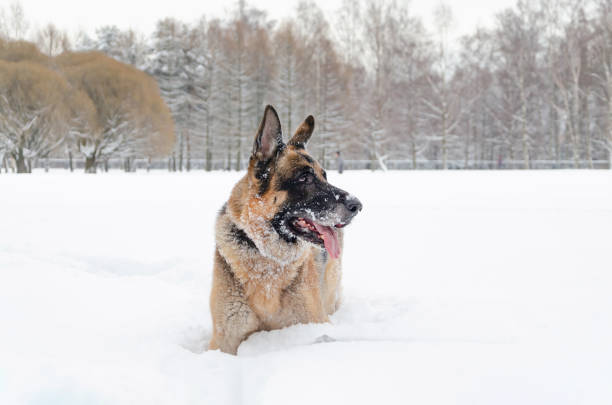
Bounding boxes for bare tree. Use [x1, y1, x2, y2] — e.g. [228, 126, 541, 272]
[274, 22, 303, 138]
[493, 2, 544, 169]
[390, 5, 431, 168]
[457, 29, 495, 168]
[592, 0, 612, 166]
[36, 23, 70, 56]
[361, 0, 399, 170]
[335, 0, 363, 67]
[0, 8, 9, 40]
[422, 3, 473, 169]
[547, 1, 594, 168]
[8, 1, 28, 40]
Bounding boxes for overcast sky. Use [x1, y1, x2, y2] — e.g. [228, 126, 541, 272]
[12, 0, 518, 40]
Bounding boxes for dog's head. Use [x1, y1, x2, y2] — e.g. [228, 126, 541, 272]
[230, 105, 361, 261]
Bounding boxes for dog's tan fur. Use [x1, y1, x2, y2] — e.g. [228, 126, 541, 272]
[208, 110, 344, 355]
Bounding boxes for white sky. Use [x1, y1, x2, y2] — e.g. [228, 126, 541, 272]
[10, 0, 518, 41]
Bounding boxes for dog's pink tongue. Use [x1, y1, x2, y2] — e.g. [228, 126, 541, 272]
[314, 223, 340, 259]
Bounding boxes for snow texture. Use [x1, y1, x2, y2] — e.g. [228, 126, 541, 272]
[0, 170, 611, 404]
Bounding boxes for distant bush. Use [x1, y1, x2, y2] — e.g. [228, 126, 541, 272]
[0, 40, 174, 173]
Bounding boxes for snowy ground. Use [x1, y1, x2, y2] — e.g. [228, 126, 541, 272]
[1, 170, 611, 404]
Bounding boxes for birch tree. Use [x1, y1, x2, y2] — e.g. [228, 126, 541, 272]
[7, 1, 28, 40]
[493, 2, 544, 169]
[457, 29, 495, 168]
[592, 0, 612, 166]
[362, 0, 399, 170]
[274, 23, 301, 140]
[548, 1, 593, 168]
[391, 8, 431, 168]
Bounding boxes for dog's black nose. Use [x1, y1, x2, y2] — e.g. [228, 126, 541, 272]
[346, 198, 362, 214]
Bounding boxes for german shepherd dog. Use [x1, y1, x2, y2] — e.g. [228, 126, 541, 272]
[209, 105, 362, 354]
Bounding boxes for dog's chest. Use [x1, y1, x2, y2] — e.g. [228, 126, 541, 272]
[233, 252, 321, 326]
[235, 257, 299, 316]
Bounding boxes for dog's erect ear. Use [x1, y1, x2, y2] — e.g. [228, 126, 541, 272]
[288, 115, 315, 149]
[253, 105, 283, 160]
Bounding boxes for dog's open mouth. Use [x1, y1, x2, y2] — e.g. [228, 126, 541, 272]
[288, 217, 343, 259]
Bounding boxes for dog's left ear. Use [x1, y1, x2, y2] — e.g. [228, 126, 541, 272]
[253, 105, 283, 160]
[288, 115, 315, 149]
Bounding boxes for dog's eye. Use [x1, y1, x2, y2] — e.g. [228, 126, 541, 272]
[297, 173, 313, 184]
[322, 170, 327, 180]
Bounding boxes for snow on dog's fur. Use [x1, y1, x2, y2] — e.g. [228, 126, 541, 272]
[208, 105, 362, 354]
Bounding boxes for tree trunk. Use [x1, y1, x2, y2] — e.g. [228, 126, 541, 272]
[85, 156, 97, 173]
[571, 78, 581, 169]
[410, 135, 417, 170]
[517, 72, 529, 170]
[320, 147, 326, 170]
[442, 111, 448, 170]
[464, 119, 471, 169]
[186, 133, 191, 172]
[287, 65, 293, 134]
[68, 151, 74, 172]
[205, 113, 212, 172]
[178, 134, 183, 172]
[206, 149, 212, 172]
[584, 96, 593, 169]
[551, 92, 560, 168]
[580, 87, 592, 169]
[15, 149, 27, 173]
[608, 75, 612, 170]
[237, 28, 244, 173]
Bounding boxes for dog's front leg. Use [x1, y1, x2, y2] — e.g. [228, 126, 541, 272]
[209, 252, 260, 355]
[209, 298, 259, 355]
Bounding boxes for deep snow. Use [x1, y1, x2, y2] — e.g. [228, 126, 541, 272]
[0, 170, 611, 404]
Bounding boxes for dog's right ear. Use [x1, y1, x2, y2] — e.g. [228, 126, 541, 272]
[253, 105, 283, 160]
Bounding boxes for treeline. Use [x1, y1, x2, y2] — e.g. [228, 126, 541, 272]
[1, 0, 612, 171]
